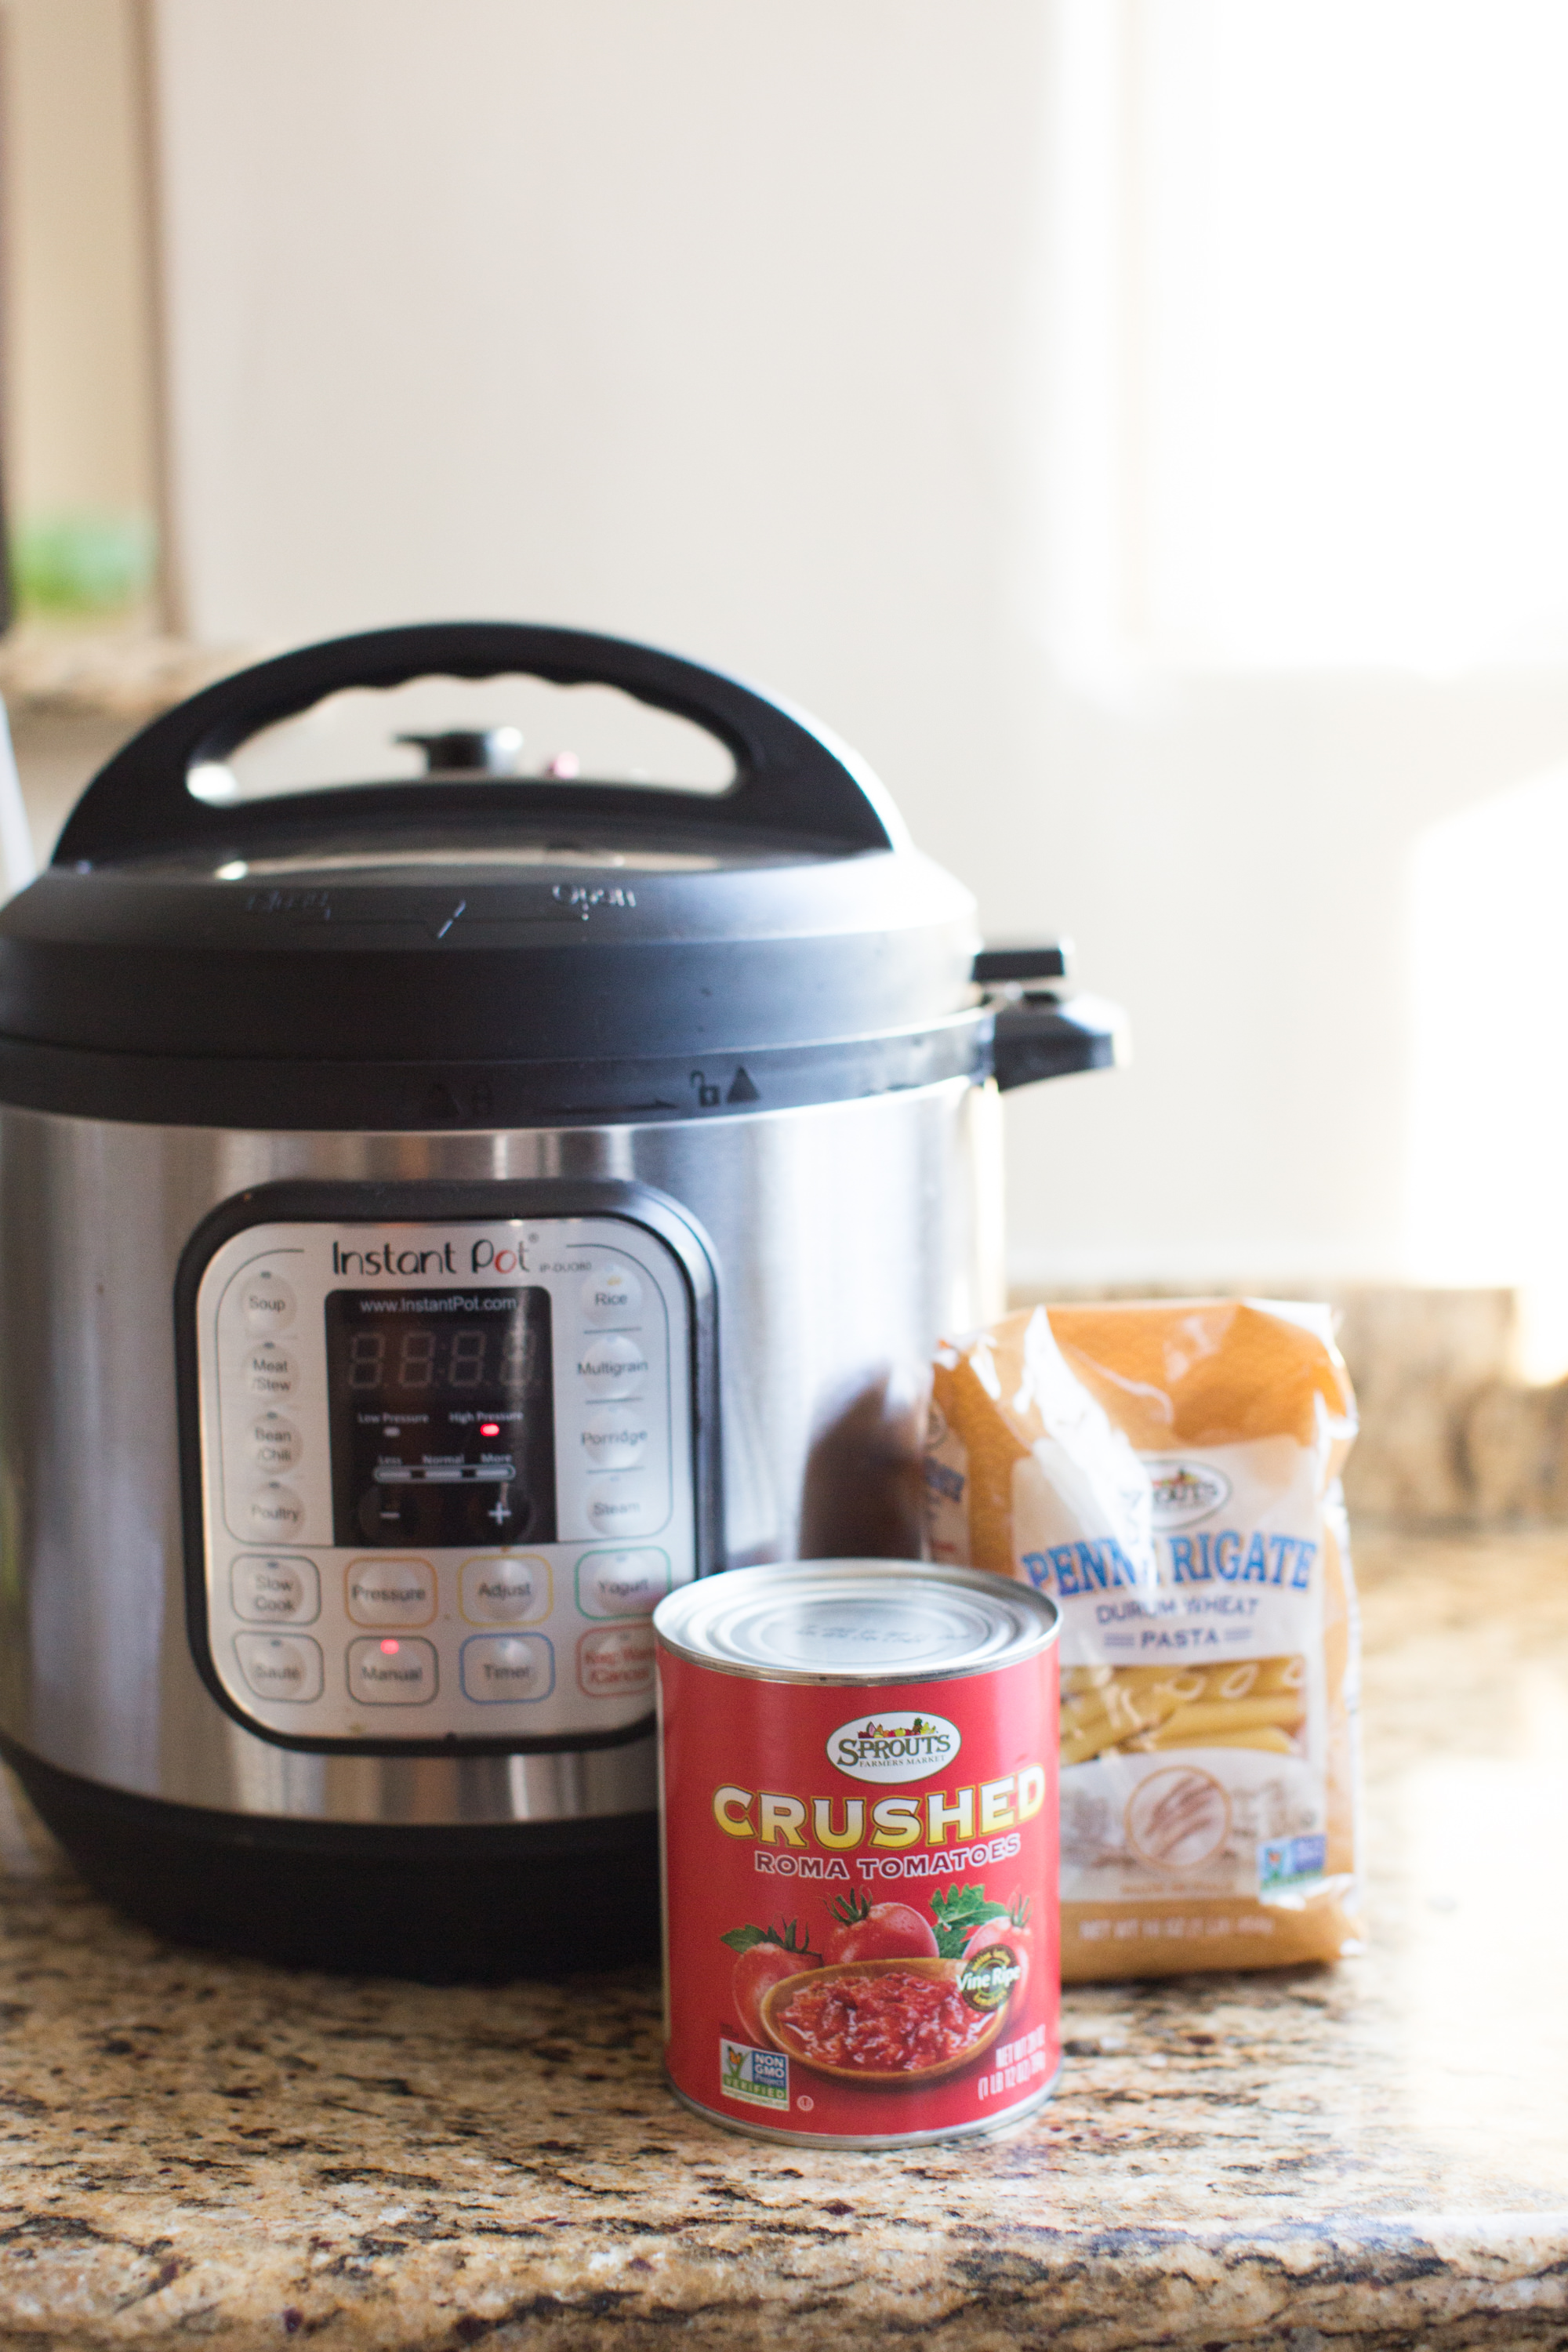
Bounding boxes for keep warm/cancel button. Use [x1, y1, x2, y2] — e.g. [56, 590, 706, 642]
[577, 1622, 655, 1699]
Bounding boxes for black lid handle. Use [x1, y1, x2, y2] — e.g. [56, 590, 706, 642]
[53, 621, 908, 865]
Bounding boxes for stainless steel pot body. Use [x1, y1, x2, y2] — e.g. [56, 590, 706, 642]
[0, 1079, 1001, 1827]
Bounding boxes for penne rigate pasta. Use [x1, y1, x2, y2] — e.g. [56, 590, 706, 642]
[1058, 1657, 1307, 1762]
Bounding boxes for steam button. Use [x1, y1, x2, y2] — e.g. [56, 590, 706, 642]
[234, 1632, 323, 1704]
[581, 1264, 641, 1327]
[585, 1476, 659, 1537]
[346, 1635, 437, 1706]
[239, 1272, 296, 1337]
[232, 1553, 320, 1624]
[245, 1483, 307, 1539]
[240, 1344, 298, 1400]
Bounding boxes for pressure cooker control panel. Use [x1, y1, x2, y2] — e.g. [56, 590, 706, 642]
[188, 1215, 697, 1744]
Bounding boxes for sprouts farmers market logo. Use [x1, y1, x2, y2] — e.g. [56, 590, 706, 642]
[1146, 1457, 1231, 1530]
[828, 1711, 961, 1784]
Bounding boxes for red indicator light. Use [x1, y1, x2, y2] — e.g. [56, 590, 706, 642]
[480, 1422, 500, 1438]
[379, 1639, 400, 1655]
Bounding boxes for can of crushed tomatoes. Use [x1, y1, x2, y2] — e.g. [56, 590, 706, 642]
[654, 1560, 1060, 2147]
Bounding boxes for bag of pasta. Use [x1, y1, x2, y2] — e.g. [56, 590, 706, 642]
[926, 1301, 1362, 1979]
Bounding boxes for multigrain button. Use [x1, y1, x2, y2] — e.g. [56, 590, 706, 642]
[581, 1263, 641, 1327]
[345, 1557, 436, 1626]
[460, 1634, 554, 1704]
[248, 1411, 302, 1472]
[581, 1405, 650, 1472]
[239, 1271, 296, 1337]
[459, 1555, 550, 1624]
[246, 1482, 307, 1540]
[234, 1632, 322, 1703]
[576, 1548, 669, 1618]
[347, 1635, 437, 1705]
[574, 1338, 649, 1399]
[232, 1554, 320, 1624]
[240, 1342, 299, 1399]
[578, 1622, 655, 1699]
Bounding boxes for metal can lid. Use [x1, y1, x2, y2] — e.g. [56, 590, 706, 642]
[652, 1559, 1058, 1686]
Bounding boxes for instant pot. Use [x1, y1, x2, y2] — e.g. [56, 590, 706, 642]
[0, 622, 1121, 1976]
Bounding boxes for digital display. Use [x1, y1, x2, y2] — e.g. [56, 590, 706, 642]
[325, 1287, 556, 1547]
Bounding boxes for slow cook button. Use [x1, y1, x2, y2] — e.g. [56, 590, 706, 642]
[459, 1633, 554, 1704]
[580, 1406, 650, 1472]
[346, 1558, 437, 1625]
[459, 1555, 551, 1624]
[246, 1483, 307, 1539]
[248, 1411, 302, 1472]
[584, 1478, 659, 1536]
[239, 1343, 299, 1400]
[238, 1272, 296, 1338]
[231, 1553, 320, 1624]
[576, 1547, 669, 1618]
[574, 1338, 648, 1400]
[346, 1635, 437, 1706]
[580, 1264, 641, 1327]
[577, 1622, 655, 1700]
[234, 1632, 323, 1704]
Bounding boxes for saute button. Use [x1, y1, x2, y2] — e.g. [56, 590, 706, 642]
[240, 1343, 298, 1399]
[239, 1272, 296, 1338]
[247, 1411, 302, 1472]
[459, 1555, 550, 1624]
[232, 1553, 320, 1624]
[346, 1635, 437, 1705]
[585, 1477, 659, 1536]
[574, 1338, 649, 1399]
[576, 1547, 669, 1617]
[345, 1557, 436, 1625]
[459, 1633, 554, 1704]
[234, 1632, 322, 1704]
[246, 1483, 307, 1539]
[580, 1406, 650, 1472]
[580, 1264, 641, 1327]
[577, 1622, 655, 1699]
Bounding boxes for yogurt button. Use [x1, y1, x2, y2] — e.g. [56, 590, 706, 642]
[234, 1632, 322, 1704]
[347, 1635, 437, 1706]
[460, 1555, 551, 1624]
[246, 1483, 307, 1539]
[241, 1343, 298, 1400]
[248, 1411, 302, 1472]
[581, 1406, 650, 1472]
[576, 1548, 669, 1618]
[581, 1264, 641, 1327]
[460, 1634, 554, 1704]
[575, 1339, 649, 1400]
[240, 1272, 296, 1338]
[232, 1553, 320, 1624]
[345, 1557, 437, 1626]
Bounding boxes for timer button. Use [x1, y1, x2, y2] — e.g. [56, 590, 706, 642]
[575, 1338, 648, 1400]
[577, 1622, 655, 1699]
[460, 1555, 551, 1624]
[232, 1554, 320, 1624]
[234, 1632, 322, 1704]
[345, 1557, 437, 1626]
[245, 1483, 307, 1540]
[576, 1547, 669, 1618]
[248, 1411, 302, 1472]
[581, 1406, 651, 1472]
[459, 1633, 554, 1703]
[581, 1264, 641, 1327]
[240, 1343, 298, 1400]
[346, 1635, 437, 1705]
[239, 1272, 296, 1337]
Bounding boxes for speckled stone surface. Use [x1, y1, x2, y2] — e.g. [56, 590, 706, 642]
[0, 1531, 1563, 2351]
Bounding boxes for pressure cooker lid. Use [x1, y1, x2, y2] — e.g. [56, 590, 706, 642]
[0, 622, 982, 1073]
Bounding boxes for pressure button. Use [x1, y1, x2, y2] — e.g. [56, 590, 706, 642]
[345, 1558, 437, 1626]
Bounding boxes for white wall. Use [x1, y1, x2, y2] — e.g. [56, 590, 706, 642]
[148, 0, 1568, 1292]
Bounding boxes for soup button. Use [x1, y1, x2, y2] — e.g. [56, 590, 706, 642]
[576, 1548, 669, 1619]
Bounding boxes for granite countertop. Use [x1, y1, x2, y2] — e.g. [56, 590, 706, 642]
[0, 1531, 1563, 2351]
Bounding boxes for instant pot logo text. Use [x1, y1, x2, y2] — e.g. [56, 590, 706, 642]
[828, 1711, 962, 1784]
[711, 1767, 1047, 1883]
[331, 1239, 532, 1276]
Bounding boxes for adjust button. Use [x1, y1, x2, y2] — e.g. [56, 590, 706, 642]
[580, 1406, 651, 1473]
[345, 1558, 437, 1626]
[581, 1263, 641, 1327]
[245, 1483, 307, 1540]
[460, 1634, 554, 1704]
[347, 1635, 437, 1706]
[232, 1553, 320, 1624]
[239, 1271, 296, 1338]
[576, 1548, 669, 1618]
[460, 1555, 550, 1624]
[239, 1343, 299, 1400]
[234, 1632, 322, 1704]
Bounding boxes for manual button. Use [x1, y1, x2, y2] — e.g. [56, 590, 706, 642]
[346, 1635, 437, 1706]
[234, 1632, 323, 1704]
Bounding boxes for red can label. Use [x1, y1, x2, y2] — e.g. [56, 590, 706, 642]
[659, 1650, 1060, 2143]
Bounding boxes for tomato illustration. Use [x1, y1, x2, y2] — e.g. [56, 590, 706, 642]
[964, 1896, 1033, 2005]
[825, 1889, 939, 1964]
[722, 1919, 820, 2044]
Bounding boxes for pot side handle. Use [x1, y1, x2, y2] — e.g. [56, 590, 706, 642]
[52, 621, 909, 866]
